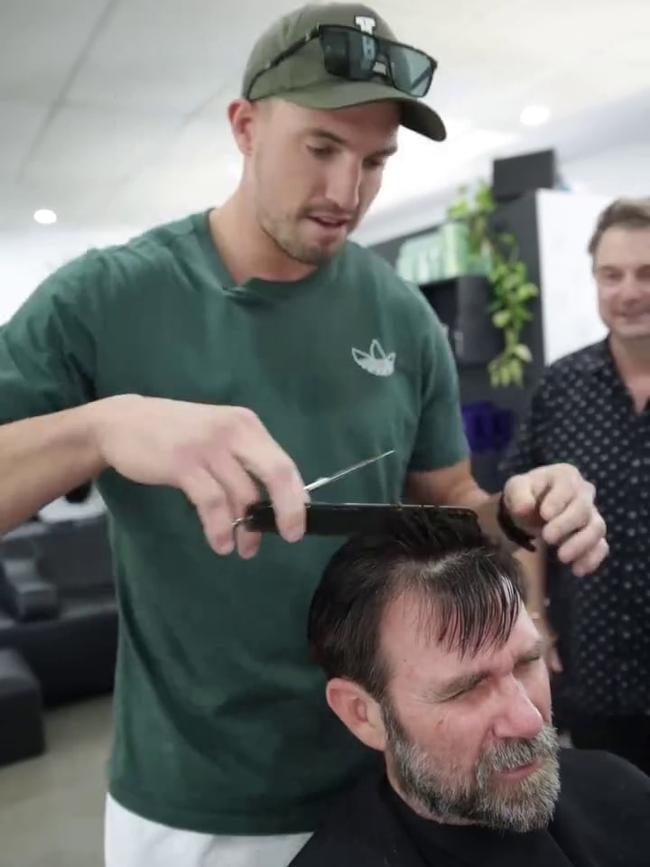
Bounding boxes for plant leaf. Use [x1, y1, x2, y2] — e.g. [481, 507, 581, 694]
[510, 358, 524, 386]
[513, 344, 533, 362]
[517, 282, 539, 300]
[503, 272, 521, 292]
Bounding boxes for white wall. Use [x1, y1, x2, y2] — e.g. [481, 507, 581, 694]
[561, 139, 650, 200]
[0, 225, 142, 325]
[535, 190, 608, 364]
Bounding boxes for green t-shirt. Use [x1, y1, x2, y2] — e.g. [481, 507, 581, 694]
[0, 211, 468, 834]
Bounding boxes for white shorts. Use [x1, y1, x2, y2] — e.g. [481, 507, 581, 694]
[104, 794, 312, 867]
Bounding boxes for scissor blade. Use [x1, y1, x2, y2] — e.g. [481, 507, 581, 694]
[304, 449, 395, 493]
[231, 449, 396, 529]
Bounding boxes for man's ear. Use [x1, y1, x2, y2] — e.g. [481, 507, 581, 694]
[227, 98, 258, 157]
[326, 677, 387, 752]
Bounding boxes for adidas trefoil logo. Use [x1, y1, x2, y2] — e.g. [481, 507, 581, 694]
[352, 339, 396, 377]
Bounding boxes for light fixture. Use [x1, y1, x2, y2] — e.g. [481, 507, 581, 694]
[519, 105, 551, 127]
[33, 208, 57, 225]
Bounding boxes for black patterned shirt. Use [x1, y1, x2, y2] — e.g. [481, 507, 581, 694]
[503, 339, 650, 717]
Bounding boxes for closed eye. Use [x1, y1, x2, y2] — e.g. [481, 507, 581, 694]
[308, 145, 336, 160]
[516, 654, 542, 672]
[442, 677, 484, 701]
[445, 686, 473, 701]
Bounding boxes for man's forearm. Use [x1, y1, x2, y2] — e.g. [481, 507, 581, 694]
[0, 403, 107, 535]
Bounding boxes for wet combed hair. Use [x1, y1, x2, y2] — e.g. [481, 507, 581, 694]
[308, 509, 525, 700]
[588, 197, 650, 258]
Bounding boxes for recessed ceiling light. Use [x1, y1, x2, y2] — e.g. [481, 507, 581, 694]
[33, 208, 57, 225]
[520, 105, 551, 127]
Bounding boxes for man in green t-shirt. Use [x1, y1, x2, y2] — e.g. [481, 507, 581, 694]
[0, 4, 607, 867]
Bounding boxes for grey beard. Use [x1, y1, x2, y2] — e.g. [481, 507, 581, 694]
[384, 706, 561, 834]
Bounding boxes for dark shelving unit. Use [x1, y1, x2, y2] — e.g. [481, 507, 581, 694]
[419, 274, 501, 367]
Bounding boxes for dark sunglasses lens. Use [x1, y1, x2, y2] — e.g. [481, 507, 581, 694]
[389, 46, 433, 97]
[320, 27, 433, 96]
[349, 32, 378, 77]
[321, 28, 350, 76]
[321, 26, 377, 79]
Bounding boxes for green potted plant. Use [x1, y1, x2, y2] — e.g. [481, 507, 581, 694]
[446, 182, 538, 387]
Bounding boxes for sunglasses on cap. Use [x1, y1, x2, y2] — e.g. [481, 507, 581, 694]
[246, 24, 437, 100]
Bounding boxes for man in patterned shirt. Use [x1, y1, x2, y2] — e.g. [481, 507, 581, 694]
[504, 198, 650, 774]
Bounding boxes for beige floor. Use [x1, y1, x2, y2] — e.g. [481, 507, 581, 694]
[0, 695, 112, 867]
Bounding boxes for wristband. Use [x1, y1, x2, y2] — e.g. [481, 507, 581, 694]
[497, 494, 536, 551]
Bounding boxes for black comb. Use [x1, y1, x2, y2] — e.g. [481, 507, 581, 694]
[240, 501, 480, 536]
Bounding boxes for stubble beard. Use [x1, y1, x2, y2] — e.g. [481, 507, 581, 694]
[257, 202, 353, 267]
[383, 701, 561, 833]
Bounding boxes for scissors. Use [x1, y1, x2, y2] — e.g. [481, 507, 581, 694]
[233, 451, 480, 537]
[232, 449, 396, 530]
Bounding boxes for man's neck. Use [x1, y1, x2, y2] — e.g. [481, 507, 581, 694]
[209, 191, 317, 285]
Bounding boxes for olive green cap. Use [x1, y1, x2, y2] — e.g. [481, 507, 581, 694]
[242, 2, 446, 141]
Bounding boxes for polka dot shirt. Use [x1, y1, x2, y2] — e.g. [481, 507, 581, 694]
[503, 339, 650, 716]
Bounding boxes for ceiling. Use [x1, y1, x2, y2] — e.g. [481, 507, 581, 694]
[1, 0, 649, 234]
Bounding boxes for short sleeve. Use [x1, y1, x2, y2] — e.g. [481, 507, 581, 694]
[409, 303, 469, 471]
[0, 252, 101, 425]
